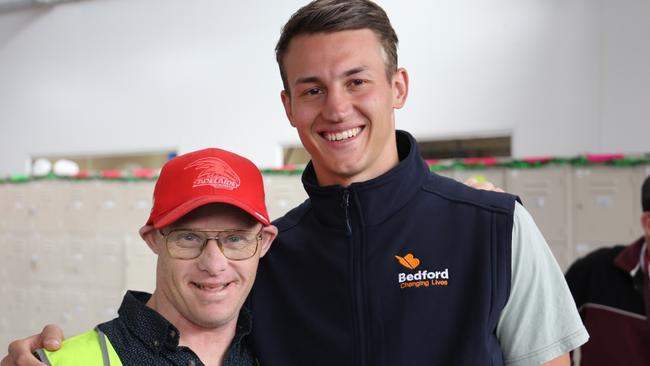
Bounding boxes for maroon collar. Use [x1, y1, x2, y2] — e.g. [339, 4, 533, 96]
[614, 237, 646, 276]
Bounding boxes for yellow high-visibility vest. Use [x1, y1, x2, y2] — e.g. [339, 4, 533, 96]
[35, 327, 122, 366]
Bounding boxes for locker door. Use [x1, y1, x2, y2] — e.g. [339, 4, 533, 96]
[506, 166, 570, 270]
[263, 174, 307, 220]
[572, 167, 638, 259]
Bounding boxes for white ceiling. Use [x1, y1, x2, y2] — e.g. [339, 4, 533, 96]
[0, 0, 82, 13]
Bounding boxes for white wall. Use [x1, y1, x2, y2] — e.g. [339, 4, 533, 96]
[391, 0, 602, 157]
[0, 0, 649, 177]
[599, 0, 650, 154]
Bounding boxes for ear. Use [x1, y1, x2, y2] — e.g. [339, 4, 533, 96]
[391, 67, 409, 109]
[281, 90, 296, 127]
[258, 224, 278, 258]
[642, 212, 650, 239]
[140, 225, 162, 255]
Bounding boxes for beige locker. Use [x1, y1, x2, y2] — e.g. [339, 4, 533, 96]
[547, 239, 571, 272]
[122, 181, 155, 232]
[0, 184, 10, 232]
[3, 287, 33, 334]
[4, 184, 34, 231]
[63, 181, 98, 233]
[91, 235, 126, 290]
[505, 166, 571, 270]
[124, 233, 156, 293]
[63, 233, 99, 287]
[3, 231, 39, 286]
[632, 165, 650, 217]
[29, 231, 68, 285]
[0, 232, 8, 281]
[86, 289, 122, 326]
[572, 167, 638, 258]
[505, 166, 569, 242]
[0, 281, 13, 352]
[26, 287, 91, 333]
[53, 287, 103, 335]
[28, 181, 67, 231]
[263, 175, 307, 220]
[94, 182, 130, 234]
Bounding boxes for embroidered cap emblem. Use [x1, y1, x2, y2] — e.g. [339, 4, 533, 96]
[185, 157, 241, 190]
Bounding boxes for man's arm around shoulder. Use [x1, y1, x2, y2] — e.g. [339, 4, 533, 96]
[1, 325, 64, 366]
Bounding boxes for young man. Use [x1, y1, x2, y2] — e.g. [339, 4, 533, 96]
[2, 1, 586, 365]
[252, 1, 586, 365]
[565, 175, 650, 365]
[31, 147, 277, 365]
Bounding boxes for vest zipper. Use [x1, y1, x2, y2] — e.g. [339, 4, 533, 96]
[342, 189, 352, 237]
[343, 188, 368, 366]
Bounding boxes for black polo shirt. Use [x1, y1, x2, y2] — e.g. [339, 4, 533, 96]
[98, 290, 256, 366]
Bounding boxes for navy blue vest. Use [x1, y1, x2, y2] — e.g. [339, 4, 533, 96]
[250, 131, 516, 365]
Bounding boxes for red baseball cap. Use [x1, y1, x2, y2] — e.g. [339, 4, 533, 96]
[146, 148, 270, 229]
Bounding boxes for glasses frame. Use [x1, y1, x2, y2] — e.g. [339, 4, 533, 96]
[159, 228, 262, 261]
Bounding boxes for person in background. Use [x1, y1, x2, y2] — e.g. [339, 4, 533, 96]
[565, 175, 650, 365]
[31, 148, 277, 365]
[2, 1, 586, 365]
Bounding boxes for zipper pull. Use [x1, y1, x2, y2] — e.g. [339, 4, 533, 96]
[342, 189, 352, 236]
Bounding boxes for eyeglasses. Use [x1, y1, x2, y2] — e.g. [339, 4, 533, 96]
[159, 229, 262, 260]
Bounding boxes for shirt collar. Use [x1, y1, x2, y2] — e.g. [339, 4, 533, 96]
[118, 290, 252, 353]
[613, 237, 646, 277]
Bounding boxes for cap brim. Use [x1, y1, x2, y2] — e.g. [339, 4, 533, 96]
[149, 195, 269, 229]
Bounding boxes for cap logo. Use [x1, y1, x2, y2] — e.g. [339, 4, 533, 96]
[185, 157, 241, 190]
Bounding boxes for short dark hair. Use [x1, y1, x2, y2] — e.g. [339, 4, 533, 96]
[642, 175, 650, 212]
[275, 0, 399, 93]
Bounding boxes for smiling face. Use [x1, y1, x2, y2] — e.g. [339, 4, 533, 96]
[141, 204, 276, 331]
[281, 29, 408, 187]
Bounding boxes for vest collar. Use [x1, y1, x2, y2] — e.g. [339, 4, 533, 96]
[301, 130, 430, 227]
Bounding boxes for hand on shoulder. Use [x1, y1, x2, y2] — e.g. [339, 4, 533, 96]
[1, 325, 64, 366]
[463, 176, 505, 193]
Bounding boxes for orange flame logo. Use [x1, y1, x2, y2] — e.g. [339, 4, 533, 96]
[395, 253, 420, 270]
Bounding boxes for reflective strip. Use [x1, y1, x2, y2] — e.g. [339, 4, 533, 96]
[34, 349, 51, 366]
[95, 327, 111, 366]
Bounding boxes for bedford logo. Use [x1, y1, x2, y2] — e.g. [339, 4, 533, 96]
[395, 253, 449, 289]
[185, 157, 241, 190]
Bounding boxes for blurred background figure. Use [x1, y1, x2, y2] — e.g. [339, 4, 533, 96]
[565, 175, 650, 365]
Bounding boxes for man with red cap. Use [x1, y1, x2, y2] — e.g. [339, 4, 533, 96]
[33, 148, 277, 366]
